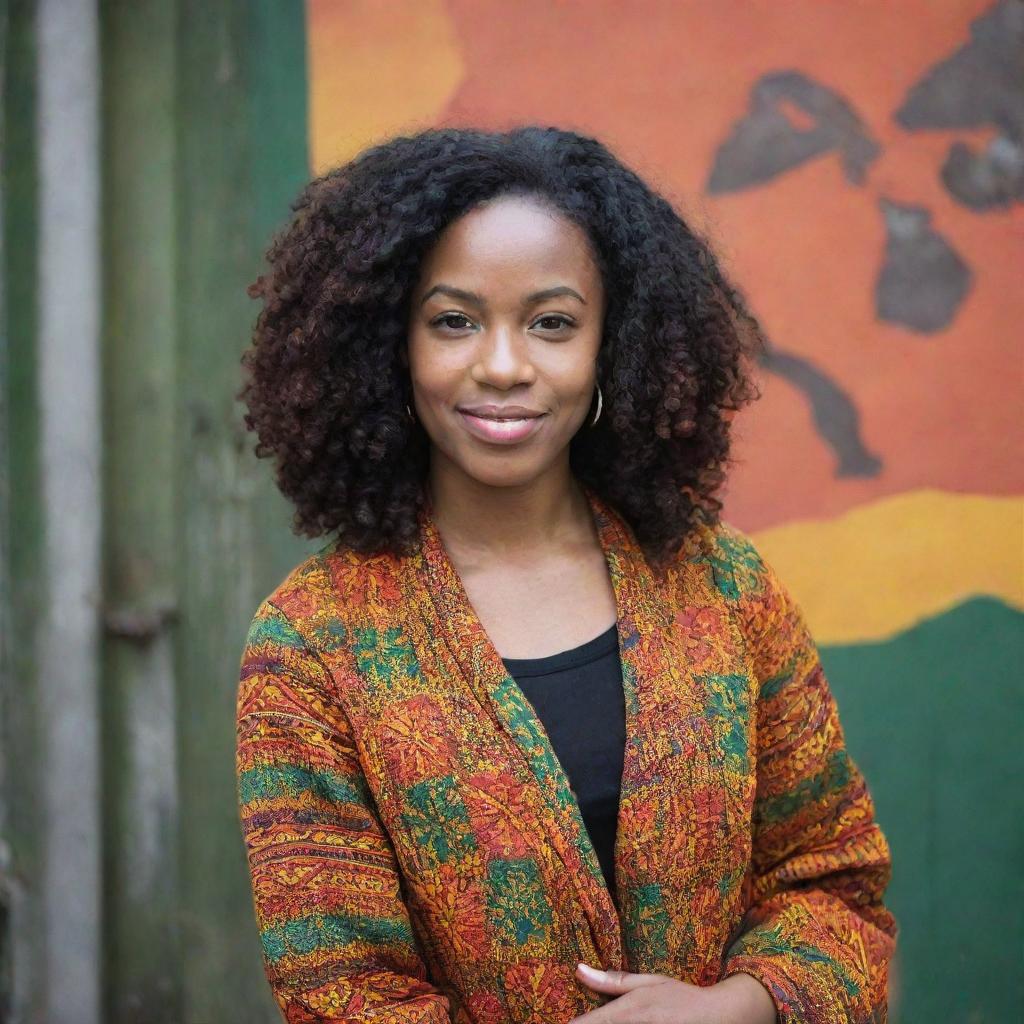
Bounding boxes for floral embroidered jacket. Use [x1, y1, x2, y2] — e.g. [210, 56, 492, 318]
[235, 485, 898, 1023]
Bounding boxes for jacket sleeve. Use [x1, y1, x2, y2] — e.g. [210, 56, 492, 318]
[717, 529, 899, 1024]
[236, 598, 453, 1023]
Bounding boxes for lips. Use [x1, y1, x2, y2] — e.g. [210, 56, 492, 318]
[458, 405, 545, 419]
[457, 409, 547, 445]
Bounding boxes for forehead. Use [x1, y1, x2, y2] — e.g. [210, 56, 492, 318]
[417, 195, 601, 290]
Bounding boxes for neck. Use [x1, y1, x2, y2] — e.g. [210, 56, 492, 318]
[425, 455, 593, 563]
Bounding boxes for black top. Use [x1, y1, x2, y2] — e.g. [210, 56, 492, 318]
[500, 622, 626, 903]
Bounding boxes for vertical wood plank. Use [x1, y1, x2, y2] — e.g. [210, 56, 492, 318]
[100, 1, 183, 1020]
[36, 0, 103, 1020]
[175, 1, 312, 1020]
[1, 2, 45, 1018]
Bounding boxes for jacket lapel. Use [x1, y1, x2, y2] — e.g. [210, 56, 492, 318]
[413, 484, 730, 979]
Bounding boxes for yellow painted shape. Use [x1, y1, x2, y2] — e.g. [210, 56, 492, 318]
[306, 0, 464, 176]
[749, 490, 1024, 645]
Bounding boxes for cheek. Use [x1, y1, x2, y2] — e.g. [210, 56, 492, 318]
[546, 353, 599, 402]
[410, 360, 459, 407]
[407, 335, 453, 398]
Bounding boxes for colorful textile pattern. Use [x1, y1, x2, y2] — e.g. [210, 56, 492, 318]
[236, 484, 897, 1023]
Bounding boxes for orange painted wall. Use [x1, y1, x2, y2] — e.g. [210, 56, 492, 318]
[306, 0, 1023, 644]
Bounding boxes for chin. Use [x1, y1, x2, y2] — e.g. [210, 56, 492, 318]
[460, 460, 544, 489]
[442, 442, 553, 488]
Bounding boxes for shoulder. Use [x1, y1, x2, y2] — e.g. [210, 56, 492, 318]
[236, 554, 357, 738]
[242, 539, 407, 655]
[665, 516, 776, 605]
[696, 520, 821, 681]
[239, 547, 335, 682]
[661, 517, 811, 665]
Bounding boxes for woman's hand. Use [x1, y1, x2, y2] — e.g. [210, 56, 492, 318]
[569, 962, 779, 1024]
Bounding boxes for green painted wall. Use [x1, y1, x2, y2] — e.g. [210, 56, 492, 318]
[2, 1, 314, 1021]
[825, 596, 1024, 1023]
[173, 2, 315, 1020]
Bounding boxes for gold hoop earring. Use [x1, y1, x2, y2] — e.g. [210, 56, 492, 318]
[589, 382, 603, 427]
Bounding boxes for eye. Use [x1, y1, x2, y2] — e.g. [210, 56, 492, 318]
[532, 315, 575, 333]
[430, 312, 476, 332]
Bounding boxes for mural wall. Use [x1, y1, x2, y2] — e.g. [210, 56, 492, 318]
[304, 1, 1023, 1020]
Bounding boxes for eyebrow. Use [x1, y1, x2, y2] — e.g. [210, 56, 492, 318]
[419, 284, 586, 308]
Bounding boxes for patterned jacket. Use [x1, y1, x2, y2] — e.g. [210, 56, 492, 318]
[235, 485, 898, 1023]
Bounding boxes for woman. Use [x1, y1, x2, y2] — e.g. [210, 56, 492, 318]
[235, 126, 897, 1024]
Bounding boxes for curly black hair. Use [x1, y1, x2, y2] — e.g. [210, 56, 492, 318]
[239, 125, 767, 571]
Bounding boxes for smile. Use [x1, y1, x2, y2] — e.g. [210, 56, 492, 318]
[457, 411, 547, 445]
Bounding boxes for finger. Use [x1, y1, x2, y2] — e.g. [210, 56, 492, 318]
[575, 963, 671, 992]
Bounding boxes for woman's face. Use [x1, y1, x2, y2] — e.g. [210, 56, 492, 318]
[406, 194, 606, 491]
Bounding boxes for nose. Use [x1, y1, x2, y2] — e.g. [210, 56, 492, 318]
[470, 323, 536, 389]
